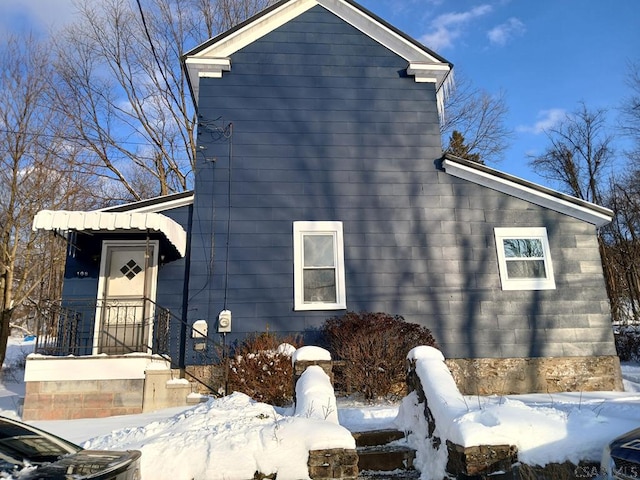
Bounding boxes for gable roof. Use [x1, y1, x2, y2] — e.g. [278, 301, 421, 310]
[182, 0, 453, 116]
[441, 154, 613, 228]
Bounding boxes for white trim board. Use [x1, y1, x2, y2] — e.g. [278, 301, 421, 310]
[100, 192, 194, 214]
[24, 355, 171, 382]
[184, 0, 452, 107]
[293, 220, 347, 311]
[443, 158, 612, 228]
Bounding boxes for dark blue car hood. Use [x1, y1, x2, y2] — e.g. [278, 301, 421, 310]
[610, 427, 640, 462]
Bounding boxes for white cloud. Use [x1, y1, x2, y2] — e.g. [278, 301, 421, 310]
[517, 109, 567, 134]
[0, 0, 77, 36]
[419, 5, 493, 51]
[487, 17, 526, 46]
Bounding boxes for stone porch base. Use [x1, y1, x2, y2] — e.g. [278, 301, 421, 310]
[22, 354, 194, 421]
[23, 378, 144, 421]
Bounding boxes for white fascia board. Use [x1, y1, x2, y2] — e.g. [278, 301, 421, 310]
[443, 159, 613, 228]
[185, 0, 452, 104]
[318, 0, 442, 63]
[123, 194, 194, 213]
[322, 0, 451, 90]
[197, 0, 317, 58]
[185, 0, 316, 104]
[96, 192, 194, 214]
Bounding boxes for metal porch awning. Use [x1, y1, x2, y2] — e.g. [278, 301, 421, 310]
[32, 210, 187, 257]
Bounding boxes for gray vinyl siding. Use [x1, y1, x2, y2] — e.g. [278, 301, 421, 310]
[189, 5, 615, 359]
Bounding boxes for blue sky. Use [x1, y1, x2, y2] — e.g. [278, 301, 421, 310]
[1, 0, 639, 188]
[357, 0, 640, 184]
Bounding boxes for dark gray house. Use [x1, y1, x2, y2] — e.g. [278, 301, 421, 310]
[27, 0, 621, 420]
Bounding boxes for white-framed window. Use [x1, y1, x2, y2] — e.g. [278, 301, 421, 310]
[494, 227, 556, 291]
[293, 221, 346, 311]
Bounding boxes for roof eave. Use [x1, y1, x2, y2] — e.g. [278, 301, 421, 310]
[441, 154, 613, 228]
[99, 191, 194, 214]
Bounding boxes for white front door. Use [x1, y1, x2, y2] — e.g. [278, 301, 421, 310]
[94, 241, 159, 354]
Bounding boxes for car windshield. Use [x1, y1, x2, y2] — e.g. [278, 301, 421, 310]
[0, 421, 79, 464]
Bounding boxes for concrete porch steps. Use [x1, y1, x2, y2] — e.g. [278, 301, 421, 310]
[352, 429, 416, 479]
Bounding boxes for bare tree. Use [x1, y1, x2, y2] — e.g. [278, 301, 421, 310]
[620, 60, 640, 163]
[53, 0, 276, 203]
[0, 35, 98, 366]
[441, 72, 512, 164]
[529, 103, 614, 204]
[602, 173, 640, 322]
[604, 61, 640, 322]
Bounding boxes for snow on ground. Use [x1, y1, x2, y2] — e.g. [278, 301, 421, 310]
[83, 392, 353, 480]
[1, 337, 640, 479]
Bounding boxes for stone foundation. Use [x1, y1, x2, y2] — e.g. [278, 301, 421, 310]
[184, 364, 225, 394]
[446, 355, 623, 395]
[294, 360, 334, 383]
[447, 441, 518, 477]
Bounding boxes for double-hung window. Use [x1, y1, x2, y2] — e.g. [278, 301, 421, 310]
[293, 221, 346, 311]
[494, 227, 555, 290]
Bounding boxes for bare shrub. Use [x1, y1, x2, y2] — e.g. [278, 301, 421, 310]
[322, 312, 438, 400]
[1, 348, 31, 383]
[615, 326, 640, 362]
[227, 332, 303, 406]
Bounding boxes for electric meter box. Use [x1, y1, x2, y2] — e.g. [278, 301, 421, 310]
[218, 310, 232, 333]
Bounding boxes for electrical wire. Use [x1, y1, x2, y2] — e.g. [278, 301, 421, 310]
[0, 127, 169, 148]
[134, 0, 181, 110]
[187, 119, 233, 305]
[223, 123, 233, 310]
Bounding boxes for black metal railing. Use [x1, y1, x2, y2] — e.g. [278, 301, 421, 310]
[34, 298, 171, 357]
[34, 297, 221, 394]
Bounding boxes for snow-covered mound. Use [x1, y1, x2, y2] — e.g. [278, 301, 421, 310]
[396, 346, 640, 477]
[83, 392, 354, 480]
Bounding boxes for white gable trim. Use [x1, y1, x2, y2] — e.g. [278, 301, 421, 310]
[184, 0, 452, 109]
[99, 192, 194, 214]
[194, 0, 317, 59]
[442, 158, 613, 228]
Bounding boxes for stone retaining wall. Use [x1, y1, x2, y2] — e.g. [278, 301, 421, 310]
[293, 348, 359, 480]
[406, 356, 519, 478]
[308, 448, 359, 480]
